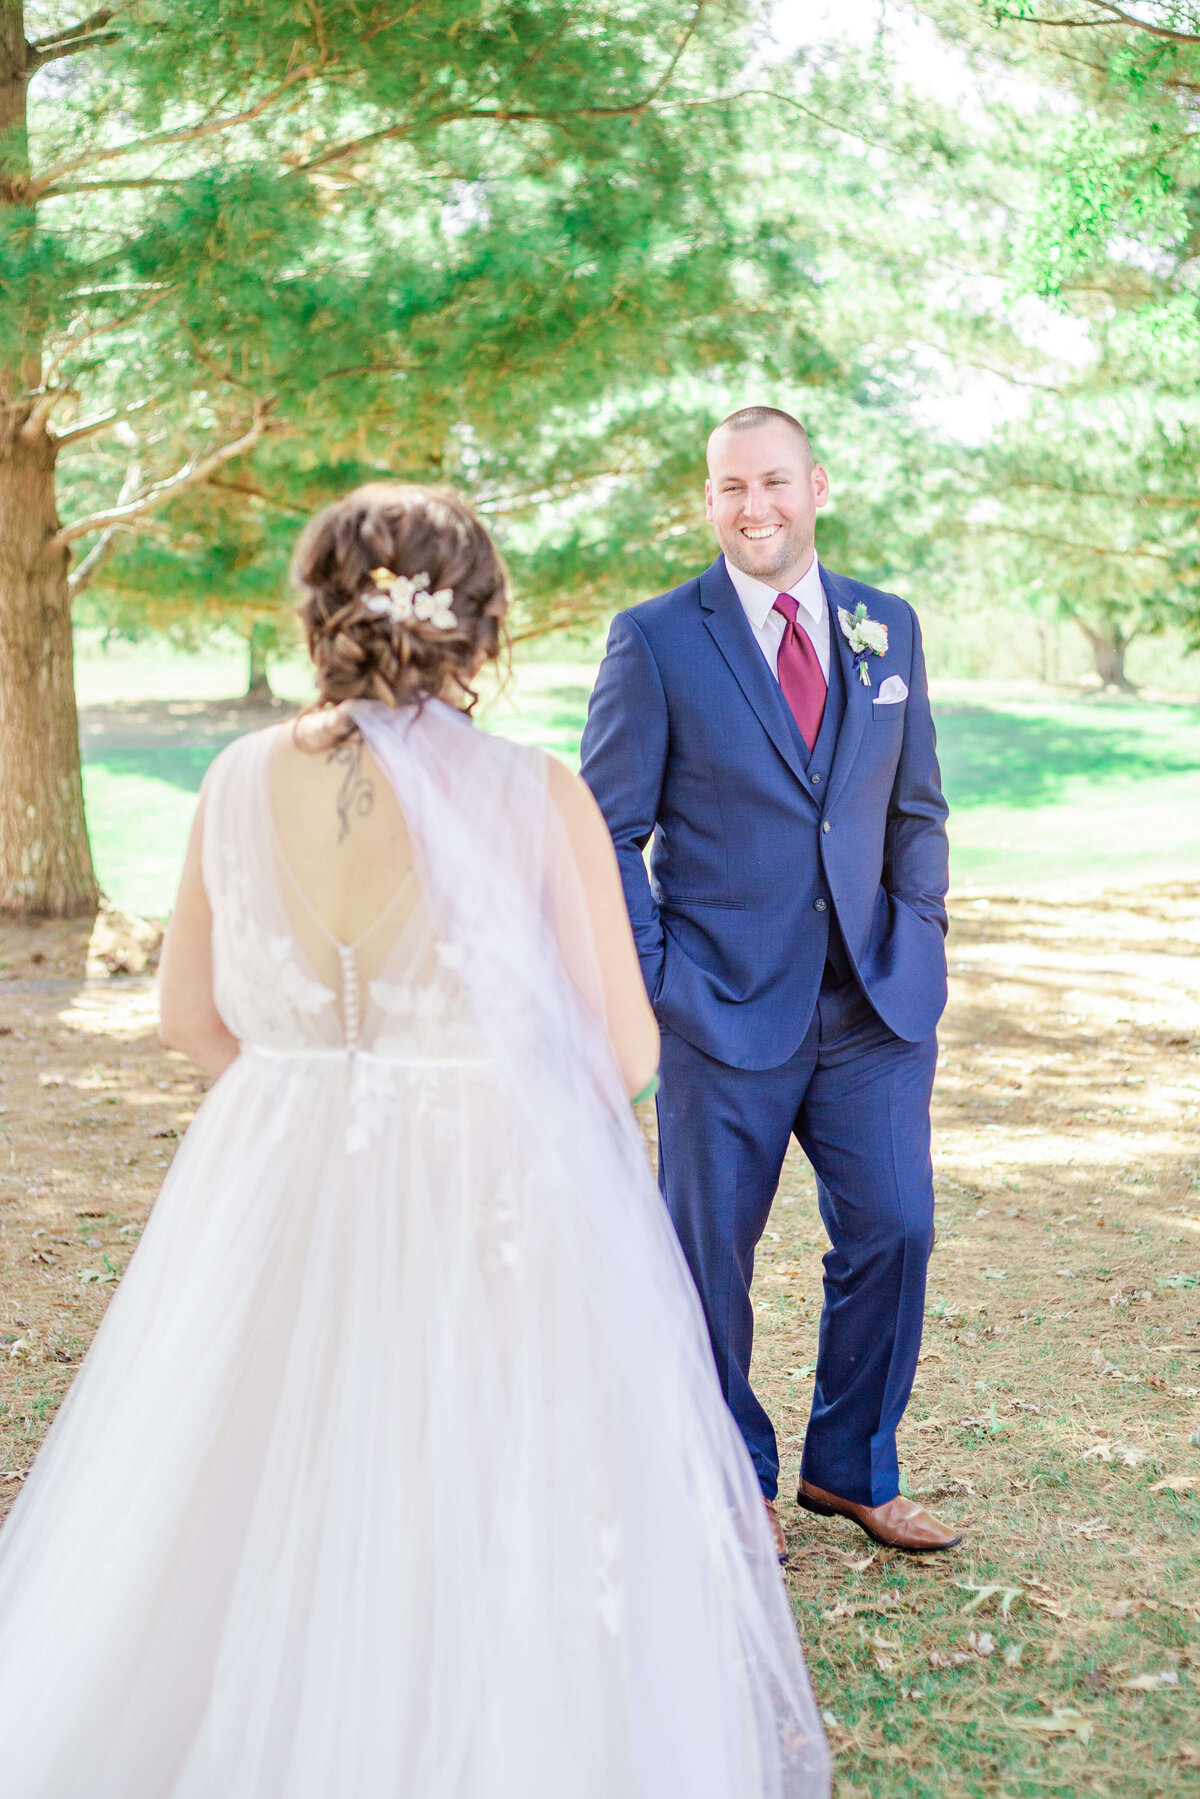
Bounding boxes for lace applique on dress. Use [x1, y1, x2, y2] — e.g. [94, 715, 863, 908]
[215, 845, 336, 1039]
[596, 1524, 624, 1638]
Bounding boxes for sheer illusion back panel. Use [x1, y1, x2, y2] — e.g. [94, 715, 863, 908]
[200, 724, 467, 1061]
[268, 728, 419, 985]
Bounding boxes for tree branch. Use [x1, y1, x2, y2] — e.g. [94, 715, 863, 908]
[204, 475, 306, 516]
[39, 177, 188, 197]
[1008, 12, 1132, 27]
[635, 0, 709, 116]
[1007, 0, 1200, 42]
[27, 64, 322, 201]
[67, 456, 142, 599]
[1063, 0, 1200, 41]
[29, 5, 128, 49]
[18, 387, 76, 441]
[41, 287, 174, 387]
[359, 4, 433, 47]
[292, 2, 713, 176]
[56, 402, 279, 546]
[53, 392, 160, 449]
[28, 28, 121, 67]
[26, 4, 133, 69]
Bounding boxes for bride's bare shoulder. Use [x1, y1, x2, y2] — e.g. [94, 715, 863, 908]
[202, 718, 290, 785]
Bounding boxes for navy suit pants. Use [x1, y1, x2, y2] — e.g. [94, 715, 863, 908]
[656, 977, 937, 1507]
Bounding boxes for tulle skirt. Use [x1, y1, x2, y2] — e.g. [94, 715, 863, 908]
[0, 1049, 828, 1798]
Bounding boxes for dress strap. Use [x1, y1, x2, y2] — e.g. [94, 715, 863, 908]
[271, 833, 415, 953]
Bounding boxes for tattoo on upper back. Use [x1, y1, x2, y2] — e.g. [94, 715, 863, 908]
[327, 738, 375, 842]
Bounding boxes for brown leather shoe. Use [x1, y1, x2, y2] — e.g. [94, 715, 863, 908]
[763, 1498, 788, 1563]
[797, 1478, 961, 1552]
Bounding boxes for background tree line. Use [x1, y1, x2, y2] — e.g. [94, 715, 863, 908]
[2, 0, 1200, 917]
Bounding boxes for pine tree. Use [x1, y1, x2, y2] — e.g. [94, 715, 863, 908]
[1, 0, 807, 914]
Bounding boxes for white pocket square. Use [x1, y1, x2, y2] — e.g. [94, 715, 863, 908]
[873, 675, 908, 705]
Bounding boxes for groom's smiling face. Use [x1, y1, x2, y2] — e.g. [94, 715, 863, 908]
[705, 419, 829, 591]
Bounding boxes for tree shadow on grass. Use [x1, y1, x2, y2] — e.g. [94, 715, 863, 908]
[79, 700, 286, 793]
[934, 701, 1200, 809]
[78, 691, 1200, 809]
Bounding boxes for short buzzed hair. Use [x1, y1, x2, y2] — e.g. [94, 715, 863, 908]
[707, 406, 813, 467]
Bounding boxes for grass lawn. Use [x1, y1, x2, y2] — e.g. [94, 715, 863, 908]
[75, 636, 1200, 918]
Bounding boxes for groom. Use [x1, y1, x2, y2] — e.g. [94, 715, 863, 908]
[580, 407, 959, 1555]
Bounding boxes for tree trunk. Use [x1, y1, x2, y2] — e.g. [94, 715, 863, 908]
[246, 621, 274, 700]
[0, 425, 100, 915]
[1078, 619, 1137, 692]
[0, 1, 100, 916]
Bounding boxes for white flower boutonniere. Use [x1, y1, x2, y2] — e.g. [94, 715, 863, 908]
[837, 602, 889, 686]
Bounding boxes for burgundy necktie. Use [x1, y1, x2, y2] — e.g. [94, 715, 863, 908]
[772, 592, 827, 752]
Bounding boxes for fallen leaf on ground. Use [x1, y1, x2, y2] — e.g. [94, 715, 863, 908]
[956, 1580, 1023, 1617]
[821, 1592, 901, 1622]
[1179, 1743, 1200, 1769]
[1121, 1670, 1179, 1690]
[968, 1630, 995, 1657]
[928, 1650, 972, 1669]
[1082, 1442, 1113, 1462]
[1148, 1476, 1197, 1492]
[1003, 1643, 1023, 1667]
[1006, 1707, 1094, 1742]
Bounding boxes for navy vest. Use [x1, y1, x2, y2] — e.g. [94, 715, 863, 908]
[771, 611, 853, 988]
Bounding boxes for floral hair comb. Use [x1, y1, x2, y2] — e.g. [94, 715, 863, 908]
[364, 567, 457, 631]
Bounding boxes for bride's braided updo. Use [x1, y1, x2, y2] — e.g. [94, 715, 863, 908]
[292, 482, 510, 712]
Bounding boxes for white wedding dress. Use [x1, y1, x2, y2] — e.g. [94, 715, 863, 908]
[0, 700, 829, 1799]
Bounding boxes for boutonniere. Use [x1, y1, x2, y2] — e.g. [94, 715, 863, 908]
[837, 603, 889, 687]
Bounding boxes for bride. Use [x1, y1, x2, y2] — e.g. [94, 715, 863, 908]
[0, 484, 829, 1798]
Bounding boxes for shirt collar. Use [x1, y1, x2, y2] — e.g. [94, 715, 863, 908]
[723, 552, 825, 631]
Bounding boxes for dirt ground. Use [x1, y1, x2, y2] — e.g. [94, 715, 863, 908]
[1, 887, 1198, 1795]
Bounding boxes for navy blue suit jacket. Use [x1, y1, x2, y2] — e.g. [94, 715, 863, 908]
[579, 557, 950, 1070]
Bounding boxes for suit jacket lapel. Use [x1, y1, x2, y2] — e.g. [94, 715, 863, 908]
[823, 569, 871, 813]
[698, 558, 817, 801]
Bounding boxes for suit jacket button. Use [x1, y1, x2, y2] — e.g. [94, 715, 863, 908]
[822, 820, 831, 834]
[810, 772, 822, 785]
[814, 898, 828, 912]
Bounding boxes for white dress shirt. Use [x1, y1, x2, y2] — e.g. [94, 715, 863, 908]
[723, 552, 830, 683]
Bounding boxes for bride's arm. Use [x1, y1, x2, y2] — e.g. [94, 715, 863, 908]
[157, 799, 241, 1079]
[546, 758, 659, 1102]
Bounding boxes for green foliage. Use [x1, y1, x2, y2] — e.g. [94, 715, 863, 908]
[20, 0, 1200, 692]
[6, 0, 869, 672]
[816, 0, 1200, 678]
